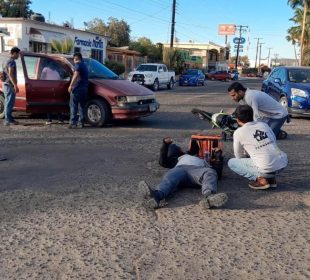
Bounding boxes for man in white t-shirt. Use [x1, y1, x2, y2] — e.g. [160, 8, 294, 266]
[228, 105, 288, 190]
[228, 82, 289, 139]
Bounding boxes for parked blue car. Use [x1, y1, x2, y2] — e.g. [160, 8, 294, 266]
[261, 66, 310, 117]
[179, 69, 205, 86]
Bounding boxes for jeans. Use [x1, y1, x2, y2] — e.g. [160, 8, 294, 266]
[154, 165, 218, 200]
[266, 116, 287, 137]
[228, 158, 281, 181]
[69, 86, 87, 125]
[3, 83, 16, 122]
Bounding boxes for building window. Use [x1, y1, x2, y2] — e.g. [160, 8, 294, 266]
[91, 49, 103, 63]
[29, 41, 48, 53]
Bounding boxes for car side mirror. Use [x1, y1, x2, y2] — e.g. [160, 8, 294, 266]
[274, 78, 281, 84]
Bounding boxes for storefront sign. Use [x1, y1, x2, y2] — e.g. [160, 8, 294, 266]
[74, 36, 104, 49]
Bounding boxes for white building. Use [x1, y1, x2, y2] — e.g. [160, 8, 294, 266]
[0, 17, 108, 63]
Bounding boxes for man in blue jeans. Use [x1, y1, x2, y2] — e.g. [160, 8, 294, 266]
[3, 46, 20, 126]
[68, 52, 88, 128]
[139, 137, 228, 210]
[228, 105, 288, 190]
[228, 82, 289, 139]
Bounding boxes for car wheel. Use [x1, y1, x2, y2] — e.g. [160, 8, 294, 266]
[0, 94, 4, 119]
[167, 78, 174, 89]
[85, 99, 111, 127]
[279, 96, 288, 110]
[152, 79, 159, 91]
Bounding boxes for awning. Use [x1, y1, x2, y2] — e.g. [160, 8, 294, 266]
[29, 28, 67, 43]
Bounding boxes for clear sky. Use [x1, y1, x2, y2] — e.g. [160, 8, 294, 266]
[30, 0, 297, 64]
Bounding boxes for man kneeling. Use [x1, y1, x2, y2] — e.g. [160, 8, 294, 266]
[228, 105, 288, 190]
[139, 137, 228, 210]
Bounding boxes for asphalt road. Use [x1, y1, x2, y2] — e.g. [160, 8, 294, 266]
[0, 78, 309, 279]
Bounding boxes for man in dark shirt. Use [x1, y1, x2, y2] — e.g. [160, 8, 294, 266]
[3, 46, 20, 126]
[68, 52, 89, 128]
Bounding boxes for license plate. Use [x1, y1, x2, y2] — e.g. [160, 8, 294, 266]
[149, 103, 157, 112]
[135, 81, 142, 85]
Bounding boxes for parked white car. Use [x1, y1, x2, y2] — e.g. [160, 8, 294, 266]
[127, 63, 175, 91]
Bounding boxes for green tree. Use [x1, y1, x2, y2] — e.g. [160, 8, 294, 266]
[0, 0, 32, 18]
[229, 55, 250, 67]
[85, 17, 130, 47]
[51, 38, 73, 54]
[287, 0, 310, 65]
[129, 37, 162, 62]
[85, 18, 107, 35]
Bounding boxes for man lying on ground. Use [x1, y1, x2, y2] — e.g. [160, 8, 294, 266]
[139, 137, 228, 210]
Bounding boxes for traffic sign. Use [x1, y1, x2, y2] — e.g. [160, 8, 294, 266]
[233, 37, 246, 44]
[234, 45, 244, 48]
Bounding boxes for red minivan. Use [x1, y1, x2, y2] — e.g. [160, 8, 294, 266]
[0, 52, 159, 126]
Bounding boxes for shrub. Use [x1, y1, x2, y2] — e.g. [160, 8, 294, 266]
[104, 60, 125, 75]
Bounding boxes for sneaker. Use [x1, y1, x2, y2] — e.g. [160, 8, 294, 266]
[267, 177, 277, 188]
[68, 124, 77, 129]
[45, 120, 52, 125]
[248, 177, 270, 190]
[77, 122, 85, 128]
[4, 122, 10, 126]
[199, 193, 228, 209]
[138, 180, 160, 209]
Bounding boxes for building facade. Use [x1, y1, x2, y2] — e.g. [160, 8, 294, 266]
[163, 41, 229, 71]
[0, 18, 108, 63]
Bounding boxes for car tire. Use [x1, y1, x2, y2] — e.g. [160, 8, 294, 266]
[167, 78, 174, 89]
[152, 79, 159, 91]
[85, 98, 111, 127]
[279, 96, 288, 110]
[0, 94, 4, 119]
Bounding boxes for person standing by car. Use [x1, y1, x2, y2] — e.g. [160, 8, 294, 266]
[3, 47, 20, 126]
[68, 52, 88, 128]
[228, 105, 288, 190]
[228, 82, 289, 139]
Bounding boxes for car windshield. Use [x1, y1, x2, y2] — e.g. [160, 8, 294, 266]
[288, 69, 310, 83]
[85, 59, 119, 79]
[184, 70, 198, 75]
[67, 58, 119, 79]
[136, 65, 157, 72]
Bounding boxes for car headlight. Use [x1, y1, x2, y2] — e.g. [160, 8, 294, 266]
[115, 96, 127, 103]
[143, 74, 152, 78]
[291, 88, 308, 98]
[128, 73, 132, 79]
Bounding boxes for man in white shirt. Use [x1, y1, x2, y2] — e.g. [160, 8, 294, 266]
[228, 82, 289, 139]
[139, 138, 228, 210]
[228, 105, 288, 190]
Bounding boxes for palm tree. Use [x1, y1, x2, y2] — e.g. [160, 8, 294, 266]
[287, 0, 310, 65]
[51, 38, 73, 54]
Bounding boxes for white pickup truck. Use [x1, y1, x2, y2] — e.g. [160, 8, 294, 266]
[127, 63, 175, 91]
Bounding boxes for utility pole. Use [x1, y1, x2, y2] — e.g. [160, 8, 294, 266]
[254, 37, 263, 68]
[235, 25, 248, 70]
[170, 0, 176, 49]
[274, 53, 279, 67]
[267, 47, 272, 67]
[258, 42, 265, 74]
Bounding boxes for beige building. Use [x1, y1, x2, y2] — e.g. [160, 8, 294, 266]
[163, 41, 229, 71]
